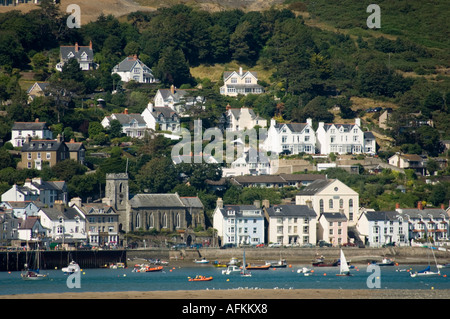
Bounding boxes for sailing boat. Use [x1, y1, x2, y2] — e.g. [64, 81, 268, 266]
[411, 243, 440, 278]
[21, 243, 48, 281]
[336, 249, 351, 276]
[240, 249, 252, 277]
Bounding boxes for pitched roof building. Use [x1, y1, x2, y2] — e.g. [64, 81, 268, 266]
[220, 67, 264, 96]
[111, 55, 157, 83]
[56, 41, 98, 71]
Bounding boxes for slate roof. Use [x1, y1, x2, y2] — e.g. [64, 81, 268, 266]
[27, 82, 50, 94]
[12, 122, 49, 131]
[320, 212, 347, 221]
[130, 194, 186, 208]
[21, 140, 67, 152]
[180, 197, 204, 209]
[152, 107, 178, 118]
[112, 113, 146, 126]
[265, 204, 316, 218]
[364, 211, 399, 222]
[223, 70, 258, 80]
[217, 204, 262, 218]
[60, 45, 94, 62]
[284, 123, 308, 133]
[297, 179, 335, 195]
[397, 208, 447, 219]
[40, 206, 84, 221]
[112, 56, 152, 73]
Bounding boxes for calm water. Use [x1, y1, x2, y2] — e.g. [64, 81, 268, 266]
[1, 263, 450, 296]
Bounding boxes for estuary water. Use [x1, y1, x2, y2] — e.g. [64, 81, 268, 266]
[1, 263, 450, 296]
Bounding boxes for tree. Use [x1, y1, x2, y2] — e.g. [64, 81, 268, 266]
[137, 157, 179, 193]
[153, 46, 195, 87]
[51, 159, 87, 183]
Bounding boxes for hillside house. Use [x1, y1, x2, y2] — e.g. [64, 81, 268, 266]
[220, 67, 264, 97]
[101, 109, 148, 138]
[18, 135, 69, 170]
[9, 119, 53, 147]
[56, 41, 98, 71]
[225, 106, 267, 132]
[111, 55, 156, 83]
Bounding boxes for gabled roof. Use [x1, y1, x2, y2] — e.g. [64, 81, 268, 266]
[218, 204, 262, 218]
[297, 179, 335, 195]
[40, 206, 84, 221]
[21, 139, 67, 152]
[283, 123, 308, 133]
[60, 44, 94, 62]
[130, 194, 185, 208]
[265, 204, 316, 218]
[152, 107, 178, 118]
[180, 197, 204, 209]
[111, 113, 146, 126]
[27, 82, 50, 94]
[397, 208, 447, 219]
[112, 56, 152, 73]
[364, 211, 398, 222]
[223, 70, 258, 81]
[320, 212, 347, 221]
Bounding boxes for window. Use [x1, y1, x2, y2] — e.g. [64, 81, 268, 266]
[329, 199, 333, 209]
[231, 78, 237, 83]
[349, 199, 354, 220]
[339, 199, 344, 209]
[46, 153, 51, 160]
[27, 153, 32, 160]
[163, 214, 167, 228]
[319, 199, 324, 213]
[136, 213, 140, 228]
[245, 77, 252, 84]
[175, 213, 180, 228]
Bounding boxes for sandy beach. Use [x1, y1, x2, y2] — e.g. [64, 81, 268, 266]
[2, 288, 450, 299]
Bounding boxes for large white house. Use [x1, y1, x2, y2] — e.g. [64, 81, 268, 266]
[220, 67, 264, 97]
[1, 178, 67, 206]
[316, 118, 376, 155]
[9, 120, 53, 147]
[357, 210, 409, 247]
[295, 179, 360, 226]
[264, 203, 317, 246]
[38, 201, 87, 244]
[222, 148, 272, 177]
[111, 55, 157, 83]
[56, 41, 98, 72]
[101, 109, 148, 138]
[225, 107, 267, 132]
[141, 103, 180, 133]
[262, 118, 316, 155]
[213, 198, 265, 247]
[154, 86, 204, 116]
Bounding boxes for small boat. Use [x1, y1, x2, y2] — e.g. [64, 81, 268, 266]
[265, 259, 287, 268]
[222, 265, 240, 275]
[21, 270, 48, 280]
[110, 262, 125, 269]
[437, 263, 450, 269]
[62, 261, 80, 274]
[145, 266, 164, 272]
[188, 275, 213, 281]
[245, 264, 271, 270]
[194, 258, 209, 264]
[297, 267, 312, 274]
[411, 242, 441, 278]
[227, 257, 241, 266]
[375, 257, 395, 266]
[336, 249, 352, 276]
[213, 261, 227, 267]
[312, 258, 339, 267]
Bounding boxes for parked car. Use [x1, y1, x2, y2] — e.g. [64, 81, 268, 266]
[220, 243, 236, 249]
[268, 242, 282, 248]
[342, 242, 356, 247]
[190, 243, 203, 249]
[301, 243, 314, 248]
[255, 243, 265, 248]
[318, 240, 332, 247]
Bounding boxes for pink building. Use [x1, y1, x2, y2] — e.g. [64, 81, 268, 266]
[318, 212, 348, 246]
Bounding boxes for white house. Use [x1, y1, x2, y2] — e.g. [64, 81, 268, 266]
[295, 179, 359, 226]
[222, 148, 271, 177]
[154, 86, 204, 116]
[264, 203, 317, 246]
[213, 198, 265, 247]
[220, 67, 264, 96]
[262, 118, 316, 155]
[56, 41, 98, 72]
[9, 120, 53, 147]
[316, 118, 376, 155]
[225, 106, 267, 132]
[17, 216, 48, 243]
[111, 55, 156, 83]
[396, 202, 449, 244]
[38, 201, 87, 245]
[101, 109, 148, 138]
[141, 103, 180, 133]
[1, 178, 67, 206]
[388, 153, 427, 175]
[357, 210, 409, 247]
[0, 201, 41, 219]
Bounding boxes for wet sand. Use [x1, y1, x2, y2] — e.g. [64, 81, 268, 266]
[2, 288, 450, 299]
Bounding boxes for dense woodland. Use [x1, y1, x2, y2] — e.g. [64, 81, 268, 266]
[0, 0, 449, 219]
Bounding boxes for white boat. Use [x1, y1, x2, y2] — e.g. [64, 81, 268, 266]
[336, 249, 351, 276]
[376, 257, 395, 266]
[240, 249, 251, 277]
[62, 261, 80, 274]
[228, 257, 241, 266]
[222, 265, 240, 275]
[194, 258, 209, 264]
[411, 243, 440, 278]
[21, 245, 48, 281]
[297, 267, 311, 274]
[437, 263, 450, 269]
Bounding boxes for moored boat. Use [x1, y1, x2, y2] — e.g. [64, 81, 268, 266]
[375, 257, 395, 266]
[145, 265, 164, 272]
[188, 275, 213, 281]
[265, 259, 287, 268]
[336, 249, 352, 276]
[62, 261, 80, 274]
[194, 258, 209, 264]
[245, 264, 271, 270]
[222, 265, 240, 275]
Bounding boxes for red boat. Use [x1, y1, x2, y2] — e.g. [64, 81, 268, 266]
[145, 266, 164, 272]
[188, 275, 213, 281]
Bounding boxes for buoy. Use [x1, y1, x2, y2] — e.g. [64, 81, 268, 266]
[443, 275, 447, 278]
[273, 268, 276, 270]
[55, 267, 58, 270]
[323, 273, 327, 276]
[288, 264, 292, 268]
[226, 279, 230, 282]
[123, 274, 126, 277]
[82, 272, 85, 275]
[431, 287, 434, 290]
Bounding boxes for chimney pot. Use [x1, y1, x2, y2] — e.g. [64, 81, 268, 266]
[75, 42, 79, 52]
[89, 40, 93, 50]
[124, 108, 129, 115]
[395, 203, 400, 209]
[170, 85, 175, 95]
[216, 197, 223, 209]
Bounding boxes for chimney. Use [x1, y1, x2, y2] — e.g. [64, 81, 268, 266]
[57, 134, 63, 143]
[395, 203, 400, 210]
[75, 42, 79, 52]
[355, 118, 361, 127]
[147, 102, 153, 113]
[35, 118, 39, 123]
[253, 200, 261, 209]
[306, 200, 313, 209]
[262, 199, 270, 208]
[89, 40, 92, 50]
[69, 138, 75, 143]
[216, 198, 223, 209]
[441, 204, 445, 210]
[69, 197, 82, 208]
[170, 85, 175, 95]
[133, 54, 138, 60]
[418, 201, 423, 210]
[306, 118, 312, 127]
[124, 108, 129, 115]
[226, 104, 231, 111]
[239, 67, 243, 76]
[26, 135, 32, 144]
[54, 200, 65, 213]
[102, 197, 112, 206]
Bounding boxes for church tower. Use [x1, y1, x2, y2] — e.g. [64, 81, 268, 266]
[105, 173, 129, 211]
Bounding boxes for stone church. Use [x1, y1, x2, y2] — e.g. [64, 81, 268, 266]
[105, 173, 205, 235]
